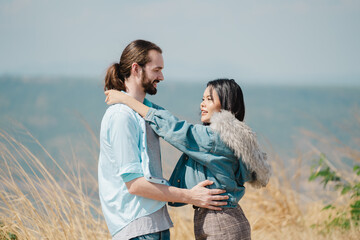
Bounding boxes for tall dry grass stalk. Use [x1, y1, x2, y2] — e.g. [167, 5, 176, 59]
[1, 117, 359, 239]
[167, 143, 360, 240]
[0, 129, 110, 239]
[168, 160, 360, 240]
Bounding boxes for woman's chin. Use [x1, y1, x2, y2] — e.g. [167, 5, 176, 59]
[201, 117, 210, 124]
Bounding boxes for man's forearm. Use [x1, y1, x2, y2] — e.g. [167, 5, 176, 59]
[126, 177, 228, 210]
[126, 177, 190, 203]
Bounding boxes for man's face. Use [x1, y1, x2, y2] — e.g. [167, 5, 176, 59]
[141, 50, 164, 95]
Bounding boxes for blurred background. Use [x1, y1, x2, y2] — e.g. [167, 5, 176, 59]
[0, 0, 359, 239]
[1, 0, 359, 168]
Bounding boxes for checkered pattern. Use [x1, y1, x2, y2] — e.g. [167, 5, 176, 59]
[194, 205, 251, 240]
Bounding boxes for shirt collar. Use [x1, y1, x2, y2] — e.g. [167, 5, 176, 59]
[143, 98, 153, 108]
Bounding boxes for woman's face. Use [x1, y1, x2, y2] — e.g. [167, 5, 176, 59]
[200, 86, 222, 124]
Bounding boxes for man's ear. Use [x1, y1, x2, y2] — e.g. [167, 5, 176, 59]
[131, 63, 142, 76]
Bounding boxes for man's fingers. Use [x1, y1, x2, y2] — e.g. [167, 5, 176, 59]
[212, 200, 228, 206]
[209, 189, 226, 195]
[197, 180, 213, 187]
[202, 202, 225, 210]
[211, 195, 229, 201]
[206, 206, 223, 211]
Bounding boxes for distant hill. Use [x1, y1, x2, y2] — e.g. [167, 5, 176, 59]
[1, 76, 359, 175]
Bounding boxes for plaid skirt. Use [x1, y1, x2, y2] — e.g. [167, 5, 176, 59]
[193, 204, 251, 240]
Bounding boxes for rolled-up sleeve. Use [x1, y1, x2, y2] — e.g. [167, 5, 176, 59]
[108, 112, 143, 179]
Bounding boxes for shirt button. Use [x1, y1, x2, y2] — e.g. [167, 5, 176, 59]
[177, 179, 180, 183]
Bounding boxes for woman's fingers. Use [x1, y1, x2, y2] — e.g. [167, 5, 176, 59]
[105, 90, 111, 104]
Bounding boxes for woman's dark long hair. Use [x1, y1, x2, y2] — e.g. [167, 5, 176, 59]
[207, 78, 245, 121]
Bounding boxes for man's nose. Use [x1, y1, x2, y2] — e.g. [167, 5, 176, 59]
[158, 71, 164, 81]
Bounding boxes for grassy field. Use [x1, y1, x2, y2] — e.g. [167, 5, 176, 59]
[0, 127, 359, 239]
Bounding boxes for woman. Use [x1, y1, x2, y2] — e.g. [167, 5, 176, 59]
[105, 79, 271, 239]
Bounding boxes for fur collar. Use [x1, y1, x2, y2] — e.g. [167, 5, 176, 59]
[210, 110, 272, 188]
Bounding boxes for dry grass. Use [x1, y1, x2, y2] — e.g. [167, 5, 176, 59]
[0, 130, 110, 239]
[168, 158, 360, 240]
[167, 128, 360, 240]
[1, 125, 360, 239]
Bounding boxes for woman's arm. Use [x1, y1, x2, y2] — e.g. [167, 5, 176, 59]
[105, 90, 149, 117]
[145, 108, 216, 166]
[105, 89, 215, 167]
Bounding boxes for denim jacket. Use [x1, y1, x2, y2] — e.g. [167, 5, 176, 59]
[145, 108, 271, 208]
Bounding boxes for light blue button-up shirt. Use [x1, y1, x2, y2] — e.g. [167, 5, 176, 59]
[98, 99, 169, 236]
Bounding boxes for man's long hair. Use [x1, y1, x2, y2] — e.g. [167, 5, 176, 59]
[104, 40, 162, 91]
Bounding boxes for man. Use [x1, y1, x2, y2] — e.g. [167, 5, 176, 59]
[99, 40, 228, 240]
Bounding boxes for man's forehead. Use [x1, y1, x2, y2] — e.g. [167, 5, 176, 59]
[148, 50, 163, 59]
[147, 50, 164, 67]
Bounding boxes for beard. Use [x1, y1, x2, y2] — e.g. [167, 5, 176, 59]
[141, 70, 157, 95]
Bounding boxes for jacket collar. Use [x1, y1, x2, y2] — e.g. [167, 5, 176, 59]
[210, 110, 272, 188]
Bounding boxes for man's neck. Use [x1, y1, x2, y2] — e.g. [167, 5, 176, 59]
[125, 78, 146, 103]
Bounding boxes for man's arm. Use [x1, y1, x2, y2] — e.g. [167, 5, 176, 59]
[109, 108, 228, 210]
[126, 177, 229, 211]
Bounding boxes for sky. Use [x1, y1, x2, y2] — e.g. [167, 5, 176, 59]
[1, 0, 360, 85]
